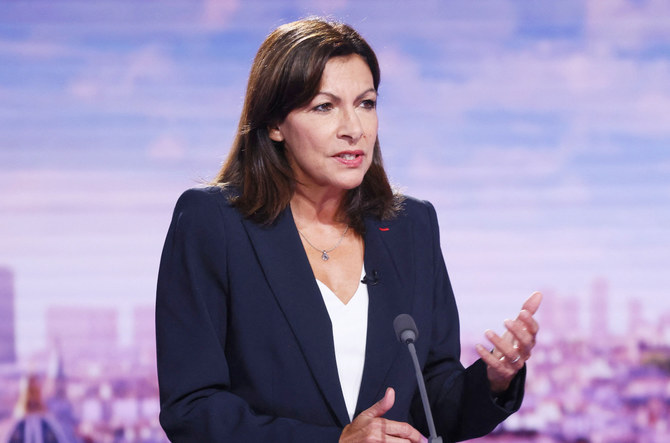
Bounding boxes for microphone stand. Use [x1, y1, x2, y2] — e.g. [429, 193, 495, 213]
[394, 314, 443, 443]
[406, 338, 442, 443]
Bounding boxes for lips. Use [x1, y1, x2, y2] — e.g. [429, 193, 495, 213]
[333, 150, 364, 167]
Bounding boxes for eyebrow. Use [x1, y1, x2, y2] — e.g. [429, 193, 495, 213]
[313, 88, 377, 102]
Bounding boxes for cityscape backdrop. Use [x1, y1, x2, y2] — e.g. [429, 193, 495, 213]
[1, 0, 669, 441]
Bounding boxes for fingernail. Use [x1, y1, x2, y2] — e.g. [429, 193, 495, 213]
[485, 330, 495, 340]
[504, 319, 513, 327]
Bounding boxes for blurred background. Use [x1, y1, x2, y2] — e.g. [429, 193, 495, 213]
[1, 0, 669, 441]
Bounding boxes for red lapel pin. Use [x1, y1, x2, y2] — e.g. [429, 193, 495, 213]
[379, 227, 390, 231]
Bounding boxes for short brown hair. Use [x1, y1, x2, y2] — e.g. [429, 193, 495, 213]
[214, 17, 402, 233]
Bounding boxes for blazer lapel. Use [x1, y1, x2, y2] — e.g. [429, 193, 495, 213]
[241, 208, 350, 427]
[355, 216, 415, 416]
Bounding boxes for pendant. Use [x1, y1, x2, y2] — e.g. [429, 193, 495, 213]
[321, 251, 329, 261]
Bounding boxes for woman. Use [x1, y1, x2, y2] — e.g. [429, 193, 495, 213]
[156, 17, 541, 442]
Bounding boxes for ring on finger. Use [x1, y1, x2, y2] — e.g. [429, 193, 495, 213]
[511, 355, 521, 364]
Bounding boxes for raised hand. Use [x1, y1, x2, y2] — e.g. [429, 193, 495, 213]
[476, 291, 542, 393]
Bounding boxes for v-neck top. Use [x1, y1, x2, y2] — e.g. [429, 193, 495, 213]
[316, 268, 369, 422]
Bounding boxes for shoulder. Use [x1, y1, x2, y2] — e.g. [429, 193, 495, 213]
[168, 186, 244, 235]
[367, 194, 441, 243]
[174, 186, 238, 216]
[163, 187, 246, 255]
[175, 185, 235, 207]
[394, 195, 440, 229]
[398, 195, 437, 215]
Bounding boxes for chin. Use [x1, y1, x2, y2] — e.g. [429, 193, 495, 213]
[336, 176, 366, 191]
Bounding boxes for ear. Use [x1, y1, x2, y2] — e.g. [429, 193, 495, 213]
[268, 124, 284, 142]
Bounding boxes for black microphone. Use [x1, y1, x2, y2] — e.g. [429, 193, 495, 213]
[393, 314, 443, 443]
[361, 270, 379, 286]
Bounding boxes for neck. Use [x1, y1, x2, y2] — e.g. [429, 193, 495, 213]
[290, 186, 347, 227]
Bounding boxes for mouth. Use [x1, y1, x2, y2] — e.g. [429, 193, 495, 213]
[334, 150, 364, 160]
[333, 150, 365, 167]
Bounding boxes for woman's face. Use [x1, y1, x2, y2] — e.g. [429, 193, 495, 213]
[269, 54, 378, 195]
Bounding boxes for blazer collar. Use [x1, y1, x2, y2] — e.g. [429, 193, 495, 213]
[241, 207, 350, 426]
[241, 208, 415, 425]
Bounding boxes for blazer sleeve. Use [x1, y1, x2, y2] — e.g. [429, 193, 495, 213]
[415, 200, 525, 441]
[155, 189, 342, 442]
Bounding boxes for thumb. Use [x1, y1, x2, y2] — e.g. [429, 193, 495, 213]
[361, 387, 395, 418]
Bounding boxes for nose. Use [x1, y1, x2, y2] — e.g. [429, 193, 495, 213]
[337, 107, 363, 144]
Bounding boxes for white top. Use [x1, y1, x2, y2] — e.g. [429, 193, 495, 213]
[316, 268, 369, 422]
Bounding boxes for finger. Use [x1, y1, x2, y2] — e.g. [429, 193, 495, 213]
[371, 436, 420, 443]
[378, 436, 425, 443]
[486, 329, 525, 366]
[485, 329, 507, 359]
[499, 328, 514, 344]
[360, 387, 395, 419]
[503, 319, 534, 360]
[476, 343, 503, 367]
[382, 420, 425, 442]
[476, 342, 522, 379]
[484, 329, 509, 355]
[476, 341, 515, 368]
[517, 309, 539, 335]
[496, 292, 541, 352]
[521, 291, 542, 315]
[477, 330, 525, 366]
[509, 309, 540, 353]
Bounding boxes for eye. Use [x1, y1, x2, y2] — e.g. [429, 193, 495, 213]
[313, 102, 333, 112]
[360, 99, 376, 110]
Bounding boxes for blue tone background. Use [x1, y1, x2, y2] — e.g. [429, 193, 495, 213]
[1, 0, 669, 394]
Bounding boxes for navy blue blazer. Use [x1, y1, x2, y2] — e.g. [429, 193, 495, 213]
[156, 187, 524, 442]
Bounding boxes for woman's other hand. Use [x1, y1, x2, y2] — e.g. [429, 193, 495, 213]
[340, 387, 427, 443]
[476, 291, 542, 394]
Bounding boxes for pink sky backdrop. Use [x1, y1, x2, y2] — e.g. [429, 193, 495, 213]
[1, 0, 669, 355]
